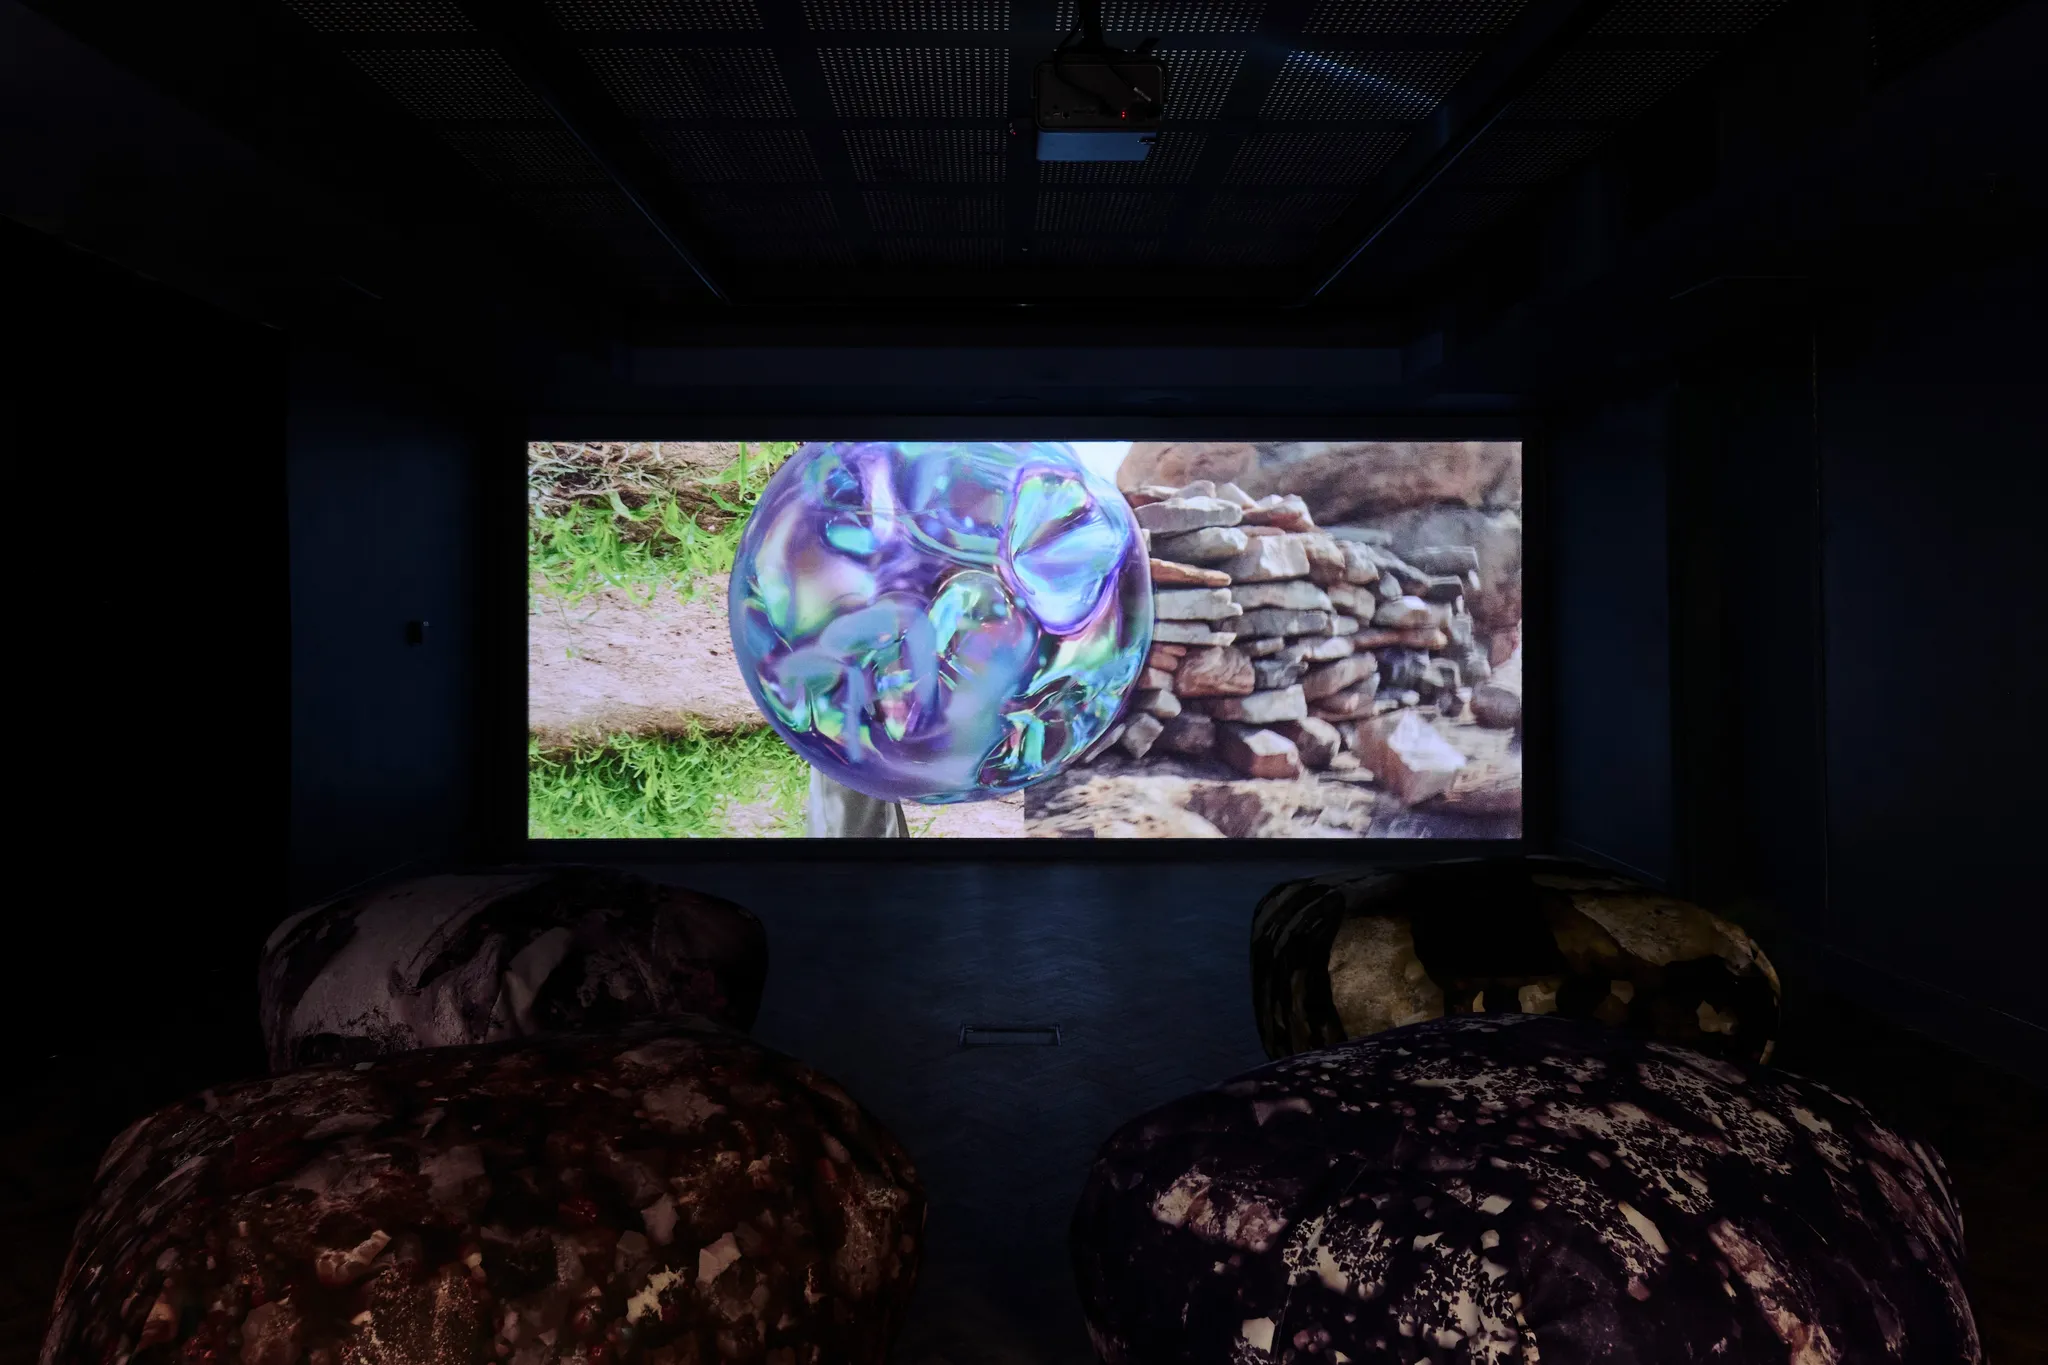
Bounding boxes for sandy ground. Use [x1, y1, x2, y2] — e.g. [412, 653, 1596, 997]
[528, 573, 761, 746]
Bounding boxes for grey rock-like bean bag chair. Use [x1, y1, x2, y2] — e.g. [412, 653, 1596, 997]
[1072, 1014, 1977, 1365]
[44, 1019, 924, 1365]
[259, 866, 767, 1072]
[1251, 857, 1781, 1066]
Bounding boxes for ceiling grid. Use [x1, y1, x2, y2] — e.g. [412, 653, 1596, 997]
[281, 0, 1809, 304]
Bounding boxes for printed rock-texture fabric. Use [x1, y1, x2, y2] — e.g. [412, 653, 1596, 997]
[1250, 856, 1781, 1066]
[43, 1021, 925, 1365]
[1071, 1014, 1978, 1365]
[259, 867, 769, 1072]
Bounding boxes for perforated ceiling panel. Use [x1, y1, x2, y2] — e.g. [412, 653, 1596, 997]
[1034, 236, 1164, 264]
[1260, 49, 1481, 119]
[1224, 131, 1408, 185]
[285, 0, 473, 31]
[817, 47, 1009, 117]
[1509, 48, 1716, 118]
[1451, 128, 1611, 183]
[582, 47, 795, 118]
[1202, 191, 1354, 234]
[440, 130, 611, 185]
[804, 0, 1010, 28]
[863, 191, 1004, 233]
[1038, 130, 1206, 184]
[1053, 0, 1263, 32]
[875, 236, 1006, 265]
[345, 49, 551, 117]
[1157, 48, 1246, 119]
[1591, 0, 1788, 35]
[649, 130, 822, 182]
[1034, 191, 1178, 234]
[844, 130, 1008, 182]
[691, 186, 840, 228]
[1304, 0, 1527, 34]
[546, 0, 764, 27]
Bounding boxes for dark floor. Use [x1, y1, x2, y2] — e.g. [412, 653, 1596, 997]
[6, 863, 2044, 1365]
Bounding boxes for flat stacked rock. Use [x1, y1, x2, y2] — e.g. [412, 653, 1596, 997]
[259, 868, 768, 1072]
[43, 1021, 925, 1365]
[1250, 856, 1781, 1064]
[1072, 1014, 1979, 1365]
[1099, 480, 1519, 812]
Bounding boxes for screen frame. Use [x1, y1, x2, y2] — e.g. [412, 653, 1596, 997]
[511, 415, 1548, 860]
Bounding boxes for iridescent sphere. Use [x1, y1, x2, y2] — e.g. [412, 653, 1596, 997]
[729, 441, 1152, 804]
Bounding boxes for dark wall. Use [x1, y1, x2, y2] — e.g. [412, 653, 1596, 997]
[1546, 256, 2045, 1079]
[287, 342, 494, 906]
[1813, 257, 2043, 1058]
[1547, 391, 1676, 883]
[6, 220, 284, 1062]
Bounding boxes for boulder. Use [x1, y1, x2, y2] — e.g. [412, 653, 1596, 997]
[1216, 481, 1256, 508]
[258, 869, 767, 1073]
[1228, 579, 1331, 611]
[1203, 685, 1308, 725]
[1216, 725, 1304, 779]
[1270, 717, 1340, 769]
[1133, 496, 1243, 535]
[1351, 710, 1467, 804]
[1473, 682, 1524, 729]
[1251, 657, 1305, 690]
[1370, 503, 1523, 635]
[1119, 711, 1165, 758]
[1178, 479, 1216, 499]
[1234, 440, 1521, 517]
[1339, 540, 1381, 584]
[1408, 543, 1481, 575]
[1149, 525, 1248, 564]
[1220, 535, 1311, 583]
[1240, 493, 1315, 531]
[1300, 653, 1378, 701]
[1150, 622, 1236, 646]
[1329, 614, 1359, 634]
[45, 1023, 925, 1365]
[1145, 642, 1186, 668]
[1117, 441, 1260, 491]
[1151, 587, 1242, 621]
[1372, 594, 1437, 629]
[1156, 711, 1217, 755]
[1418, 573, 1466, 603]
[1301, 533, 1349, 587]
[1137, 666, 1176, 690]
[1073, 1014, 1973, 1365]
[1309, 677, 1380, 719]
[1174, 645, 1255, 697]
[1241, 636, 1286, 657]
[1147, 557, 1231, 588]
[1135, 689, 1180, 719]
[1276, 635, 1354, 665]
[1123, 484, 1181, 506]
[1325, 581, 1372, 615]
[1234, 607, 1330, 638]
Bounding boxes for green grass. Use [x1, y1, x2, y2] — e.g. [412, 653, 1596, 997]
[528, 441, 798, 606]
[528, 728, 810, 839]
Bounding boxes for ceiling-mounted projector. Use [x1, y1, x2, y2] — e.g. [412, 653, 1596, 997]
[1034, 2, 1165, 162]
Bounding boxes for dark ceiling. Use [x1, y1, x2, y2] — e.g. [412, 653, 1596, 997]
[8, 0, 2031, 408]
[287, 0, 1807, 307]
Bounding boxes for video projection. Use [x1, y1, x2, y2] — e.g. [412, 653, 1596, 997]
[529, 440, 1522, 840]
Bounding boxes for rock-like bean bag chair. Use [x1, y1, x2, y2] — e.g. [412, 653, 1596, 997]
[260, 867, 768, 1072]
[44, 1020, 924, 1365]
[1251, 856, 1780, 1065]
[1072, 1014, 1977, 1365]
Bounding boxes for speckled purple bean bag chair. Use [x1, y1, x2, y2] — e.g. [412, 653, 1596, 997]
[1072, 1013, 1977, 1365]
[43, 1020, 924, 1365]
[259, 867, 768, 1072]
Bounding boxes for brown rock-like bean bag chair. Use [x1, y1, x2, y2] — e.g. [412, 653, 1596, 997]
[1251, 856, 1780, 1065]
[43, 1020, 923, 1365]
[1072, 1014, 1978, 1365]
[259, 867, 768, 1072]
